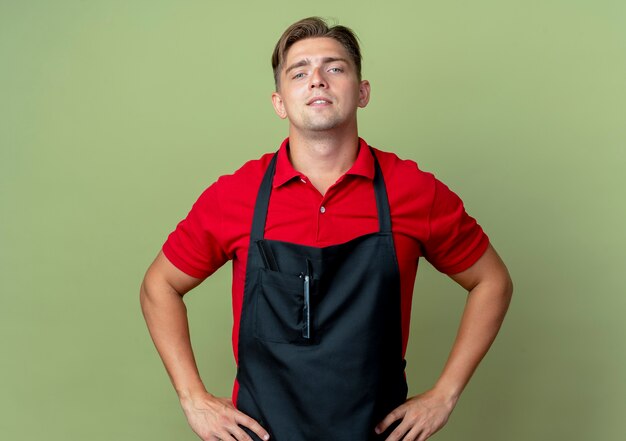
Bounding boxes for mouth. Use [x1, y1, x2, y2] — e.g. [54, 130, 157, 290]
[307, 96, 333, 106]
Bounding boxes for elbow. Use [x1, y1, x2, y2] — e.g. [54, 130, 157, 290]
[139, 274, 153, 312]
[504, 262, 514, 295]
[139, 269, 167, 311]
[491, 254, 514, 304]
[482, 267, 514, 309]
[498, 271, 514, 311]
[504, 273, 514, 303]
[139, 266, 184, 311]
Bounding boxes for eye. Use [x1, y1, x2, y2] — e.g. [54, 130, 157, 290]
[328, 67, 344, 73]
[292, 72, 305, 79]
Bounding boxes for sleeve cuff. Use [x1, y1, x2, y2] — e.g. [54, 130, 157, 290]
[162, 242, 211, 279]
[434, 234, 490, 275]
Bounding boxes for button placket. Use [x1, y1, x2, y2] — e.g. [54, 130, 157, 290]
[316, 192, 333, 242]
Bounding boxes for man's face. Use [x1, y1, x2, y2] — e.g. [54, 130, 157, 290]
[271, 37, 370, 134]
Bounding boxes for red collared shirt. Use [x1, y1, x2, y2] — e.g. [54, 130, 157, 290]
[162, 137, 489, 402]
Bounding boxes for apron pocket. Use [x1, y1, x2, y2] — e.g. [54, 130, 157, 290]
[254, 268, 316, 345]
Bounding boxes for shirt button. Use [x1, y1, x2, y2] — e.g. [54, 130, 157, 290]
[320, 206, 326, 213]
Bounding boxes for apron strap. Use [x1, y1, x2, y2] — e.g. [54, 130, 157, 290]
[371, 147, 393, 234]
[250, 152, 278, 241]
[250, 145, 392, 241]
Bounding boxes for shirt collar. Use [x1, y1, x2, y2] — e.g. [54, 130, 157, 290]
[273, 137, 375, 188]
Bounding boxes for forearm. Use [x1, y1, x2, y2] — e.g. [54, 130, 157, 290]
[432, 276, 513, 402]
[140, 278, 207, 399]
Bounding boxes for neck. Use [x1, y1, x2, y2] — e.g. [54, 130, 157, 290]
[287, 127, 360, 194]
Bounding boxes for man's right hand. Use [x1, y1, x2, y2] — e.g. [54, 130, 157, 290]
[180, 392, 270, 441]
[140, 253, 269, 440]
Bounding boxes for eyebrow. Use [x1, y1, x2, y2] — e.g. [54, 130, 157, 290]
[285, 57, 349, 75]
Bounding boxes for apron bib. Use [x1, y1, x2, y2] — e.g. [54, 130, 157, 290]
[236, 148, 408, 440]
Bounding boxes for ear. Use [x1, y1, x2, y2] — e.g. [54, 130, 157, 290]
[357, 80, 371, 108]
[271, 92, 288, 119]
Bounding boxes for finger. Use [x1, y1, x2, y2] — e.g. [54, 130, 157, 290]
[416, 424, 441, 441]
[383, 419, 413, 441]
[402, 425, 425, 441]
[223, 423, 254, 441]
[417, 428, 435, 441]
[375, 405, 406, 434]
[234, 412, 270, 440]
[213, 434, 236, 441]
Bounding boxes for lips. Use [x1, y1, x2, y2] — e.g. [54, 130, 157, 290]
[307, 96, 333, 105]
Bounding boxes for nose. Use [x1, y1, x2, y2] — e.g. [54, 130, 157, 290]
[309, 68, 327, 88]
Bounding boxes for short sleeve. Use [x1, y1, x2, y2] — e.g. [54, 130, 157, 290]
[423, 178, 489, 275]
[162, 183, 230, 279]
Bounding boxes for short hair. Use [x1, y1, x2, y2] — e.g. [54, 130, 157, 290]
[271, 17, 362, 90]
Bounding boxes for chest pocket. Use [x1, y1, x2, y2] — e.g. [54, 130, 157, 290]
[254, 268, 319, 345]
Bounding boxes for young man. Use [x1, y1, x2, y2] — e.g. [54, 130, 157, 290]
[140, 17, 512, 441]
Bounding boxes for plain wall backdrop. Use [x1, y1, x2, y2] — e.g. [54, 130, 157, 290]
[1, 1, 625, 440]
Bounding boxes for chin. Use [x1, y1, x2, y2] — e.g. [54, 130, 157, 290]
[307, 124, 339, 132]
[302, 118, 345, 132]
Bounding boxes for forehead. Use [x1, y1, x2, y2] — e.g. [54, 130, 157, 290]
[283, 37, 351, 66]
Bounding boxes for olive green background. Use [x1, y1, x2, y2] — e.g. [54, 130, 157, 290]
[1, 1, 624, 440]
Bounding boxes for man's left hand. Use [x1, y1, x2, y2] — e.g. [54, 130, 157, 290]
[374, 389, 457, 441]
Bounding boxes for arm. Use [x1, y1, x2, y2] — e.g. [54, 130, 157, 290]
[376, 244, 513, 441]
[140, 251, 270, 441]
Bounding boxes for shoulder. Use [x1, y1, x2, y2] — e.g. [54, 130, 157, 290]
[213, 150, 275, 194]
[370, 145, 472, 218]
[187, 150, 275, 215]
[369, 145, 437, 196]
